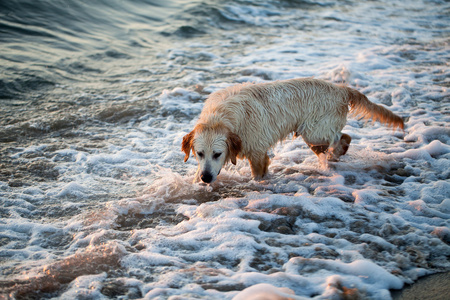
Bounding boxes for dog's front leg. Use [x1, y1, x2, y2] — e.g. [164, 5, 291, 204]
[248, 153, 270, 180]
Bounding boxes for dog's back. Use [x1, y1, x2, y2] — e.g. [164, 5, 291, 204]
[201, 79, 403, 145]
[200, 78, 355, 151]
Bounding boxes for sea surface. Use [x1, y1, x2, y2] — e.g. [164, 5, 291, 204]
[1, 0, 449, 299]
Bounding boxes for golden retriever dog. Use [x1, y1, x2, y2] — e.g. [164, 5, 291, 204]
[182, 78, 404, 184]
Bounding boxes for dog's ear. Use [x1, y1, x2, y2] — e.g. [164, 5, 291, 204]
[227, 132, 242, 165]
[181, 130, 195, 162]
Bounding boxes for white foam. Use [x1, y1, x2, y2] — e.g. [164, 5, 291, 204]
[233, 283, 302, 300]
[60, 273, 107, 298]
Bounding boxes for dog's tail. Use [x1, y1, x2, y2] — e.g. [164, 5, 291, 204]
[346, 87, 404, 130]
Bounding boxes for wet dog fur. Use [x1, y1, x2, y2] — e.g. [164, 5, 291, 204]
[182, 78, 404, 184]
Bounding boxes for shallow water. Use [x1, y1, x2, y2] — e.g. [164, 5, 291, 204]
[1, 0, 449, 299]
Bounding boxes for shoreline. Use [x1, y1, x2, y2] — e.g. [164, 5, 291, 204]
[391, 272, 450, 300]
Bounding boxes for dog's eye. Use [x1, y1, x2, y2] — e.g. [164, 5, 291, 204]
[197, 151, 204, 158]
[213, 152, 222, 160]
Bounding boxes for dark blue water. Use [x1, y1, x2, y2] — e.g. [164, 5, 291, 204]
[0, 0, 183, 99]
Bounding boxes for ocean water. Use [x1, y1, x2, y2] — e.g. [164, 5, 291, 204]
[0, 0, 449, 299]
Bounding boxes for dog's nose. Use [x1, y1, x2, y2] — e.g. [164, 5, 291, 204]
[200, 172, 213, 183]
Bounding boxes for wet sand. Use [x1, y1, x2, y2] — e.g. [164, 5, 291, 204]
[391, 272, 450, 300]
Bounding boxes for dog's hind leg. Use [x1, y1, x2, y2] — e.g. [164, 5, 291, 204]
[327, 133, 352, 162]
[308, 144, 329, 156]
[306, 144, 329, 169]
[248, 153, 270, 180]
[299, 127, 330, 158]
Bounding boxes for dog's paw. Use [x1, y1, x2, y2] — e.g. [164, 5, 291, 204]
[327, 152, 340, 162]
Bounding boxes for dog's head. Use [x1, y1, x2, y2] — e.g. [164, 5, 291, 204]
[182, 124, 241, 184]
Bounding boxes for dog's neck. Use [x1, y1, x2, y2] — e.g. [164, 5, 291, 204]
[199, 114, 235, 134]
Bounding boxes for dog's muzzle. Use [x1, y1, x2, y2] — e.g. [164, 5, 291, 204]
[200, 171, 213, 183]
[200, 169, 221, 184]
